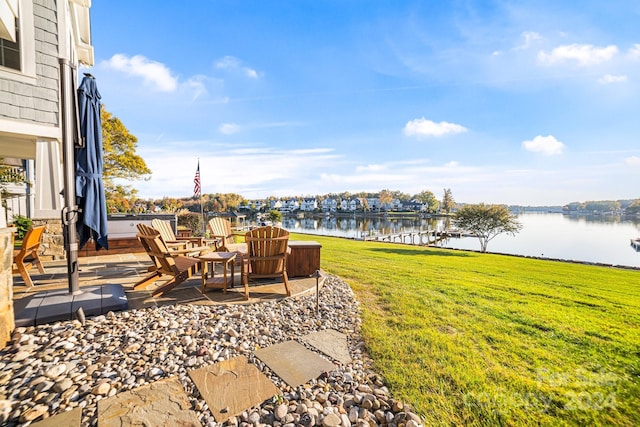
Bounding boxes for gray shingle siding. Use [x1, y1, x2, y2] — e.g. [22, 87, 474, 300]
[0, 0, 60, 126]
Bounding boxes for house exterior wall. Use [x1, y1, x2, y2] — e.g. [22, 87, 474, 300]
[300, 199, 317, 211]
[0, 0, 59, 126]
[1, 0, 63, 221]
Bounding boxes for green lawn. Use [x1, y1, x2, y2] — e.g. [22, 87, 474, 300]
[291, 233, 640, 426]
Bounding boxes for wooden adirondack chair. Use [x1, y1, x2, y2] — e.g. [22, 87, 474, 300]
[134, 228, 200, 297]
[208, 217, 247, 253]
[242, 226, 291, 300]
[137, 223, 204, 271]
[151, 218, 212, 251]
[13, 225, 46, 288]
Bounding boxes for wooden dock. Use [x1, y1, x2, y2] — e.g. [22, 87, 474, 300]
[361, 229, 465, 245]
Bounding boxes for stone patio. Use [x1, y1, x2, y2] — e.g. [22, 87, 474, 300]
[12, 252, 324, 313]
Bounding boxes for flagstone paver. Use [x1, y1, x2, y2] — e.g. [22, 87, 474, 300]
[300, 329, 353, 365]
[97, 377, 200, 427]
[254, 340, 337, 387]
[30, 407, 82, 427]
[189, 355, 279, 423]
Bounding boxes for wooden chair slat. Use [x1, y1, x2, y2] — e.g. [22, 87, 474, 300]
[242, 226, 291, 299]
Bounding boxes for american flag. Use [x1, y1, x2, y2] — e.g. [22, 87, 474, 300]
[193, 161, 201, 198]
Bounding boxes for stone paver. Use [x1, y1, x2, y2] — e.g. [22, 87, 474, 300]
[300, 329, 352, 365]
[30, 407, 82, 427]
[189, 355, 279, 423]
[254, 340, 337, 387]
[97, 377, 200, 427]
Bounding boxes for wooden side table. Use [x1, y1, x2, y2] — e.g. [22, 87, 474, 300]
[198, 252, 236, 294]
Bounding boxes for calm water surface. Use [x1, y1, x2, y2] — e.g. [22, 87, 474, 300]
[282, 213, 640, 268]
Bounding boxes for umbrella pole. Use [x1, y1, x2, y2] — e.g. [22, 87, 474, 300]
[59, 58, 81, 294]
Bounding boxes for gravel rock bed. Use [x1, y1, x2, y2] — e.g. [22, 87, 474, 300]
[0, 275, 423, 426]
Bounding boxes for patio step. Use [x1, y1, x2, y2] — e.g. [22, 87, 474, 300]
[13, 284, 128, 327]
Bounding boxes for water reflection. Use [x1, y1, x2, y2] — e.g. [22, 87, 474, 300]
[282, 213, 640, 267]
[281, 216, 443, 239]
[563, 214, 640, 227]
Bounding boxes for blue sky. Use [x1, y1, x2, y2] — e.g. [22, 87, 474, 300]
[87, 1, 640, 205]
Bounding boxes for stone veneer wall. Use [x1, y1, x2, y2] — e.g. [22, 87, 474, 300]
[32, 218, 65, 260]
[0, 228, 16, 349]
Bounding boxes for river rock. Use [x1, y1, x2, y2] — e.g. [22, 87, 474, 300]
[322, 412, 341, 427]
[19, 404, 48, 422]
[0, 276, 424, 427]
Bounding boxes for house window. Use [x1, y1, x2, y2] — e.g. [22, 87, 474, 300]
[0, 18, 20, 71]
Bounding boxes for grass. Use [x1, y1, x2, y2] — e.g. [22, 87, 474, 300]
[290, 233, 640, 426]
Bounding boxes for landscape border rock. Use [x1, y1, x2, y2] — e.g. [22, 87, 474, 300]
[0, 275, 424, 427]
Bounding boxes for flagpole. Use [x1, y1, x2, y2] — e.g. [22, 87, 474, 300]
[194, 159, 205, 236]
[200, 187, 205, 236]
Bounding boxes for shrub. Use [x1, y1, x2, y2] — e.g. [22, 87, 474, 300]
[11, 215, 32, 240]
[177, 211, 203, 236]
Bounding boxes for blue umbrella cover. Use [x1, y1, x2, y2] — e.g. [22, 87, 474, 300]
[75, 75, 108, 250]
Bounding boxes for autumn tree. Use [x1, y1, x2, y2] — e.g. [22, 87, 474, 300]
[160, 197, 181, 213]
[267, 209, 283, 223]
[454, 203, 522, 252]
[360, 198, 370, 212]
[378, 189, 393, 211]
[0, 158, 25, 194]
[625, 199, 640, 216]
[0, 158, 27, 224]
[582, 200, 621, 212]
[414, 190, 440, 213]
[101, 106, 151, 212]
[442, 188, 455, 213]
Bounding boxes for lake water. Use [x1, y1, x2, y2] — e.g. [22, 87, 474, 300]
[281, 213, 640, 268]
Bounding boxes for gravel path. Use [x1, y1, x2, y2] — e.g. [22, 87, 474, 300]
[0, 276, 423, 426]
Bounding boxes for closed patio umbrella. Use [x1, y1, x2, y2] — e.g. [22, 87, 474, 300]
[75, 74, 108, 250]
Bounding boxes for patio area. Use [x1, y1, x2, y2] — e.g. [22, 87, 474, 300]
[2, 258, 418, 427]
[12, 251, 324, 320]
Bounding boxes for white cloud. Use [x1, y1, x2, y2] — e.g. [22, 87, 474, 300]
[215, 56, 241, 69]
[356, 164, 387, 172]
[218, 121, 305, 135]
[444, 161, 459, 167]
[628, 44, 640, 60]
[103, 54, 177, 91]
[598, 74, 628, 84]
[522, 135, 565, 156]
[625, 156, 640, 166]
[516, 31, 542, 50]
[184, 75, 208, 99]
[537, 44, 618, 66]
[244, 68, 259, 79]
[215, 55, 260, 79]
[219, 123, 240, 135]
[403, 118, 468, 137]
[289, 148, 334, 155]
